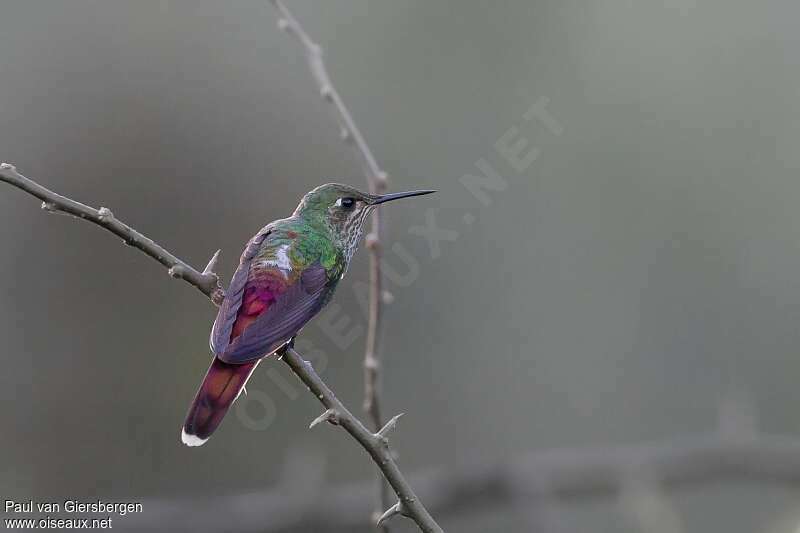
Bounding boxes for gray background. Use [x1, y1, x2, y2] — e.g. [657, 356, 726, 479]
[1, 1, 799, 532]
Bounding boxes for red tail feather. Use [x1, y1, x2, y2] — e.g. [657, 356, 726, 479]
[181, 357, 259, 446]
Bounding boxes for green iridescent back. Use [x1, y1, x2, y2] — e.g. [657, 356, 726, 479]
[252, 217, 344, 284]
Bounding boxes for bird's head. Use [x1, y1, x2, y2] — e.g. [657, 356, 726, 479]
[293, 182, 435, 254]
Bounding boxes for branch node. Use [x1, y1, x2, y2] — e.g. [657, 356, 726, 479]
[0, 162, 16, 171]
[168, 265, 186, 279]
[377, 413, 404, 439]
[97, 207, 114, 221]
[340, 127, 352, 143]
[365, 233, 380, 251]
[277, 17, 289, 31]
[41, 201, 57, 212]
[320, 84, 334, 101]
[364, 354, 379, 371]
[210, 288, 225, 307]
[309, 408, 339, 429]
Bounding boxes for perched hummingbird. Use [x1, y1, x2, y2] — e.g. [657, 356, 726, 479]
[182, 183, 435, 446]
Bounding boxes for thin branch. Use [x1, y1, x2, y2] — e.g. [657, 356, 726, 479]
[267, 0, 394, 525]
[124, 432, 800, 532]
[267, 0, 386, 185]
[0, 164, 443, 533]
[0, 163, 225, 305]
[281, 346, 444, 533]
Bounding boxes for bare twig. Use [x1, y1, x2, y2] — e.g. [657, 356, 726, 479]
[267, 0, 394, 525]
[0, 164, 443, 533]
[0, 163, 225, 305]
[267, 0, 387, 186]
[123, 432, 800, 532]
[281, 346, 443, 533]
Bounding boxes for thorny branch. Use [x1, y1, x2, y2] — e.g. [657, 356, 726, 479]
[283, 346, 442, 533]
[123, 431, 800, 532]
[0, 163, 225, 305]
[267, 0, 395, 525]
[0, 163, 443, 533]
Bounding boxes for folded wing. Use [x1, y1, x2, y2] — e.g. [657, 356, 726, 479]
[210, 230, 270, 355]
[210, 229, 333, 364]
[219, 264, 329, 363]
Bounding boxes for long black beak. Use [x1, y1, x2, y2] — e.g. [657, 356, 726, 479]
[371, 189, 436, 205]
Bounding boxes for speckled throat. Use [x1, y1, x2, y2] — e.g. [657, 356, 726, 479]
[340, 205, 373, 266]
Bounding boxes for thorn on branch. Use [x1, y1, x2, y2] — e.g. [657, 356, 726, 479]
[277, 18, 289, 31]
[377, 413, 404, 439]
[376, 501, 406, 527]
[41, 201, 57, 212]
[309, 408, 339, 429]
[203, 249, 222, 275]
[382, 290, 394, 305]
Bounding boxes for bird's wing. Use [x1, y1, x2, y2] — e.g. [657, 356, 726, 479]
[219, 264, 330, 363]
[209, 228, 271, 355]
[210, 228, 335, 364]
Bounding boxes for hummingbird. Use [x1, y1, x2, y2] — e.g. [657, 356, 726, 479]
[182, 183, 435, 446]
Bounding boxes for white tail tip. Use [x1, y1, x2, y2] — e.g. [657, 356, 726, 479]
[181, 428, 208, 447]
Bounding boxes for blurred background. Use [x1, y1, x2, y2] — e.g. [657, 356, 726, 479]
[2, 1, 800, 531]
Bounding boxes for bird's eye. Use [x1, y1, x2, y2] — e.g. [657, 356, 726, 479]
[337, 197, 356, 210]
